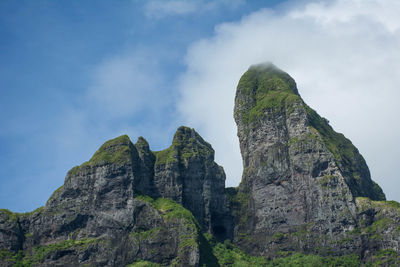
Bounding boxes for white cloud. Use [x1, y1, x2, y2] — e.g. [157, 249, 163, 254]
[178, 0, 400, 201]
[144, 0, 244, 19]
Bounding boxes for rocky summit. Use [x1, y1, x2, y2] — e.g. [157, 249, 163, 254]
[1, 64, 399, 266]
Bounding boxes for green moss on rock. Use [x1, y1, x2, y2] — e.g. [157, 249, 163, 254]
[153, 126, 213, 166]
[47, 185, 64, 202]
[370, 249, 400, 266]
[126, 260, 161, 267]
[356, 197, 400, 213]
[67, 135, 134, 175]
[212, 239, 267, 267]
[305, 104, 385, 201]
[88, 135, 132, 165]
[1, 238, 99, 266]
[235, 63, 302, 125]
[0, 206, 44, 223]
[136, 195, 198, 226]
[266, 253, 360, 267]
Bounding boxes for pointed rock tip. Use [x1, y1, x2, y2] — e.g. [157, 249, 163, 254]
[135, 136, 149, 147]
[241, 62, 299, 95]
[87, 134, 133, 165]
[173, 126, 212, 150]
[174, 126, 199, 141]
[99, 134, 131, 149]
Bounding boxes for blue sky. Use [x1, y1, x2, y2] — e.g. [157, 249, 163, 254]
[1, 0, 400, 212]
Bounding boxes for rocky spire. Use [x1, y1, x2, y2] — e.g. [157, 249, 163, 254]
[232, 63, 386, 256]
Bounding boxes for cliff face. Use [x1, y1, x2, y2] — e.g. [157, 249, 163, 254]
[0, 127, 227, 267]
[1, 63, 399, 266]
[152, 127, 232, 241]
[232, 63, 397, 260]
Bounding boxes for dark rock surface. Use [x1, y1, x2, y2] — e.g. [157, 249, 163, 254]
[0, 128, 228, 267]
[232, 63, 398, 261]
[152, 127, 232, 241]
[1, 63, 399, 266]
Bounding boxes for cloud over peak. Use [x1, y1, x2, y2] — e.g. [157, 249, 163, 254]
[178, 0, 400, 202]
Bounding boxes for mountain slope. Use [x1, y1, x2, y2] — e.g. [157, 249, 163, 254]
[232, 63, 398, 263]
[1, 63, 399, 266]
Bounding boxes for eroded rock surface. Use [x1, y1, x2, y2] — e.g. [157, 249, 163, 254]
[1, 63, 399, 267]
[232, 63, 397, 262]
[0, 128, 227, 267]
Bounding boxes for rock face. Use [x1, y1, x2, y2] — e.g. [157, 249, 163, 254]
[152, 127, 232, 241]
[0, 127, 227, 267]
[232, 63, 397, 260]
[1, 63, 399, 266]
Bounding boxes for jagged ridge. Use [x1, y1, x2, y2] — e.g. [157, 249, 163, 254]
[1, 64, 400, 267]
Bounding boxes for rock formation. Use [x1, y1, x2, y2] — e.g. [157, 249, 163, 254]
[1, 63, 399, 266]
[0, 127, 227, 266]
[231, 63, 398, 262]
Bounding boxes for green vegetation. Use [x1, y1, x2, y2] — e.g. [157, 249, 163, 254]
[236, 65, 302, 124]
[365, 217, 394, 240]
[126, 260, 161, 267]
[147, 197, 198, 224]
[134, 195, 200, 265]
[0, 208, 20, 222]
[202, 232, 361, 267]
[237, 64, 298, 98]
[65, 135, 134, 177]
[27, 238, 98, 265]
[288, 130, 319, 146]
[356, 197, 400, 213]
[366, 249, 400, 267]
[87, 135, 132, 165]
[0, 206, 44, 223]
[266, 253, 360, 267]
[355, 197, 400, 241]
[305, 105, 385, 201]
[211, 239, 267, 266]
[153, 146, 178, 165]
[236, 64, 385, 201]
[47, 185, 64, 202]
[244, 89, 301, 124]
[154, 126, 212, 166]
[69, 135, 133, 174]
[130, 227, 161, 240]
[135, 136, 150, 148]
[318, 175, 336, 188]
[0, 238, 99, 266]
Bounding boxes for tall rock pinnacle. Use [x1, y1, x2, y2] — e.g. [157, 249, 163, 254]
[232, 63, 386, 256]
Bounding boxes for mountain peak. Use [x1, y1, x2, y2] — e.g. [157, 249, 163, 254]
[233, 63, 389, 258]
[1, 64, 399, 266]
[235, 63, 301, 125]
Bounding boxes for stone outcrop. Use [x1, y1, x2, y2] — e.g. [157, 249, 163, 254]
[232, 63, 398, 262]
[0, 127, 227, 267]
[1, 63, 399, 266]
[152, 127, 232, 241]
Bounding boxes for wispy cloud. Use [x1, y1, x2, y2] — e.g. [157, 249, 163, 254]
[144, 0, 244, 19]
[87, 49, 165, 119]
[178, 0, 400, 201]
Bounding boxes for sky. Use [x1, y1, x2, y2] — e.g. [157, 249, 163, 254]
[1, 0, 399, 212]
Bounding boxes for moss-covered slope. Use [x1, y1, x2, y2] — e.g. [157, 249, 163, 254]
[235, 63, 384, 201]
[233, 63, 393, 260]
